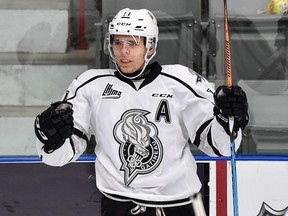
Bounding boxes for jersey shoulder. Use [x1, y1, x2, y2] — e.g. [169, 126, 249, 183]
[76, 68, 115, 83]
[66, 68, 116, 95]
[161, 64, 215, 99]
[161, 64, 206, 84]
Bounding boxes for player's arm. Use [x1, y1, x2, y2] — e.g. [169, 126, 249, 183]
[203, 85, 249, 156]
[34, 101, 87, 166]
[191, 83, 248, 157]
[213, 85, 249, 138]
[35, 101, 74, 153]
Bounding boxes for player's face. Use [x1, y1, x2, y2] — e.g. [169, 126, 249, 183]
[112, 35, 147, 74]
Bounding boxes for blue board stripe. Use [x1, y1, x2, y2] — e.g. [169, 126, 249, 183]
[0, 154, 288, 163]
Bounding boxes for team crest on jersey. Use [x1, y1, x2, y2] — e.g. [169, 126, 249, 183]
[113, 109, 163, 185]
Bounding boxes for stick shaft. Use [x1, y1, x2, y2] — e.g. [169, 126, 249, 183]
[224, 0, 233, 87]
[223, 0, 239, 215]
[191, 193, 207, 216]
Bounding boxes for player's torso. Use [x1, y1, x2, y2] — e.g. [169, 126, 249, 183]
[82, 66, 195, 185]
[72, 64, 210, 198]
[90, 72, 186, 167]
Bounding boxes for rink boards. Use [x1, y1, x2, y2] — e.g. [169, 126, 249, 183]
[0, 155, 287, 216]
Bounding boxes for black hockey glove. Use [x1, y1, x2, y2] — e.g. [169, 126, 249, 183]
[213, 85, 249, 135]
[34, 101, 74, 152]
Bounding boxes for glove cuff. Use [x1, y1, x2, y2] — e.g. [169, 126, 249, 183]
[214, 107, 230, 135]
[34, 115, 65, 149]
[214, 106, 249, 137]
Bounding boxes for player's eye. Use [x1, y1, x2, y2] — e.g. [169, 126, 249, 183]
[127, 41, 138, 47]
[113, 40, 138, 47]
[113, 40, 122, 46]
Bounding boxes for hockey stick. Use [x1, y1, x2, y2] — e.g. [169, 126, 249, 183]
[223, 0, 239, 215]
[191, 193, 207, 216]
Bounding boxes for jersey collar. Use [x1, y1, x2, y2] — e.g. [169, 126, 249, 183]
[114, 62, 162, 90]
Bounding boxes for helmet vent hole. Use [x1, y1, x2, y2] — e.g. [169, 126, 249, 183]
[135, 26, 145, 31]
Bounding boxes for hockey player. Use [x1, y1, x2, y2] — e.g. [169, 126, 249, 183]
[34, 8, 249, 216]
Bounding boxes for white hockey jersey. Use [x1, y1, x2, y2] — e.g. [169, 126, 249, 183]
[36, 62, 241, 207]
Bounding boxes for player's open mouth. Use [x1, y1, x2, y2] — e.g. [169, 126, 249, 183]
[120, 59, 131, 63]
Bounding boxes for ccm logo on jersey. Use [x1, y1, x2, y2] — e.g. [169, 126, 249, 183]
[152, 93, 173, 98]
[102, 83, 122, 99]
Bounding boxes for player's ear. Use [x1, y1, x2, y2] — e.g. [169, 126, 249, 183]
[148, 47, 155, 56]
[147, 43, 156, 58]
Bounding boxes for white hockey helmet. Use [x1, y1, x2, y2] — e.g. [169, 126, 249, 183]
[105, 8, 159, 79]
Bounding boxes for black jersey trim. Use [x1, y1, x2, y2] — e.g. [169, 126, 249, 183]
[114, 71, 135, 89]
[139, 62, 162, 89]
[193, 118, 223, 156]
[114, 62, 162, 90]
[160, 73, 207, 100]
[73, 128, 89, 143]
[66, 74, 115, 101]
[207, 129, 223, 156]
[68, 137, 76, 162]
[193, 118, 213, 147]
[102, 192, 193, 207]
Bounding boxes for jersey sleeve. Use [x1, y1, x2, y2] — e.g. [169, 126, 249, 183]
[36, 70, 96, 166]
[199, 119, 242, 157]
[178, 66, 241, 157]
[36, 134, 87, 166]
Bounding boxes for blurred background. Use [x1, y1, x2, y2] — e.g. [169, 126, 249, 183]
[1, 1, 288, 215]
[1, 0, 288, 156]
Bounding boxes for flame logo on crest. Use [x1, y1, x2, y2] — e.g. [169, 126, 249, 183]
[114, 109, 163, 185]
